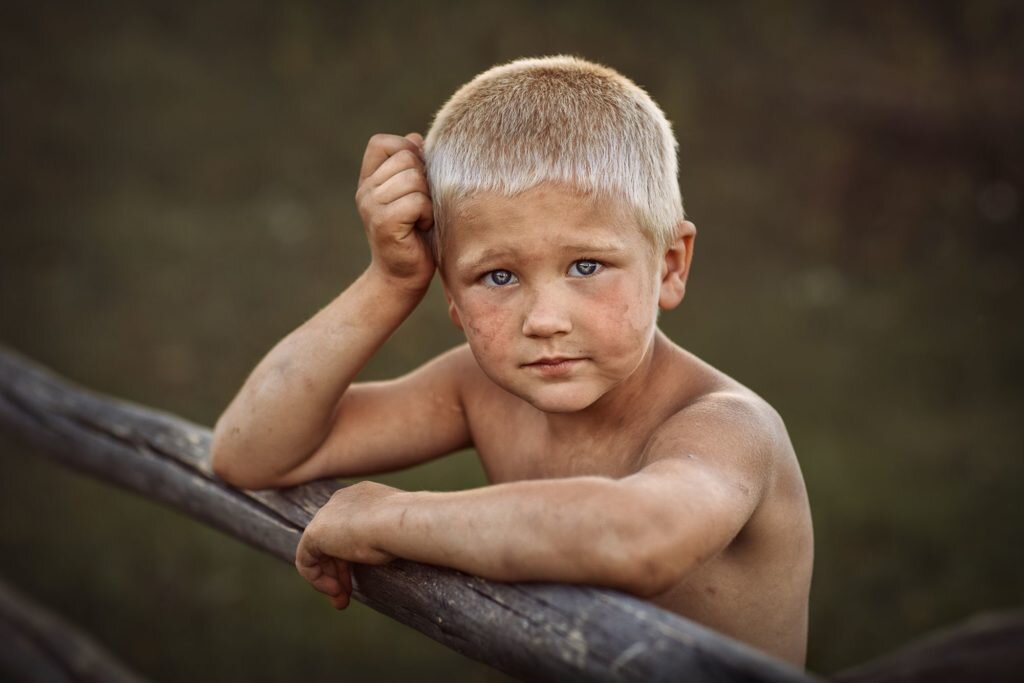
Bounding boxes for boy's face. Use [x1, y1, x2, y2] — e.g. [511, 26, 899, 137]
[440, 183, 691, 414]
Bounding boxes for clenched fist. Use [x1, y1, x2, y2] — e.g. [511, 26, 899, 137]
[295, 481, 401, 610]
[355, 132, 436, 293]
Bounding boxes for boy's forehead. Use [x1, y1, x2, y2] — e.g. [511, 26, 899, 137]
[444, 183, 653, 268]
[452, 182, 634, 228]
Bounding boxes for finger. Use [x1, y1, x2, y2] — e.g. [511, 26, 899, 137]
[364, 149, 424, 190]
[379, 192, 434, 233]
[405, 132, 424, 149]
[311, 572, 341, 596]
[320, 556, 339, 580]
[296, 539, 339, 594]
[374, 167, 429, 205]
[306, 553, 343, 596]
[330, 590, 351, 610]
[330, 560, 352, 609]
[297, 559, 340, 596]
[337, 558, 353, 597]
[295, 542, 322, 581]
[359, 134, 423, 182]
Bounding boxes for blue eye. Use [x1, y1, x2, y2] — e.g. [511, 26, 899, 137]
[568, 259, 602, 277]
[483, 269, 518, 287]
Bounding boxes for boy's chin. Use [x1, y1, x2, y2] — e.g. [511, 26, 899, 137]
[519, 384, 604, 414]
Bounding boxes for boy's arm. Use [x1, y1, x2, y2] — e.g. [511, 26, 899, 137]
[211, 133, 455, 490]
[297, 392, 780, 606]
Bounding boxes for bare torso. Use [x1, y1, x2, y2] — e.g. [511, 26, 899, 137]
[459, 340, 814, 667]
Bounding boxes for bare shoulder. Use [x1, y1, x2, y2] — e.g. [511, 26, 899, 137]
[650, 386, 788, 460]
[638, 341, 812, 562]
[639, 346, 796, 509]
[631, 347, 812, 667]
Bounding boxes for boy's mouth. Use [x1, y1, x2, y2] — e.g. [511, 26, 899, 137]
[522, 357, 586, 376]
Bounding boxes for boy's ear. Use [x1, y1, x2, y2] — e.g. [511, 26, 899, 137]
[658, 220, 697, 310]
[442, 280, 464, 330]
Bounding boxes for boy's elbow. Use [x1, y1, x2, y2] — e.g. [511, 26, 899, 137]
[210, 447, 271, 490]
[608, 508, 698, 598]
[209, 430, 241, 485]
[209, 420, 311, 491]
[209, 422, 264, 489]
[617, 544, 687, 599]
[209, 447, 239, 486]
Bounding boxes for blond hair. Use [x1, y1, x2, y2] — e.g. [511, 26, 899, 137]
[423, 55, 684, 264]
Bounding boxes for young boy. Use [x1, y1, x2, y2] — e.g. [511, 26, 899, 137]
[210, 55, 813, 667]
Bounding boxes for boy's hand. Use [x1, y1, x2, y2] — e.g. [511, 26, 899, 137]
[294, 481, 400, 610]
[355, 132, 435, 293]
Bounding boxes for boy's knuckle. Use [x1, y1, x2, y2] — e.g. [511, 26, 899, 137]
[407, 169, 428, 188]
[375, 205, 397, 226]
[400, 171, 424, 192]
[348, 480, 374, 494]
[394, 149, 418, 166]
[388, 169, 410, 187]
[397, 199, 416, 217]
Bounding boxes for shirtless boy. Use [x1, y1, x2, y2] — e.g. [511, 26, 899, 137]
[210, 55, 814, 667]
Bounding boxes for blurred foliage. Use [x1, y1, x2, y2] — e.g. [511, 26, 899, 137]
[0, 0, 1021, 679]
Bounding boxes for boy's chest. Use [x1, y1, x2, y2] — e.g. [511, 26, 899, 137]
[471, 412, 649, 484]
[481, 447, 635, 483]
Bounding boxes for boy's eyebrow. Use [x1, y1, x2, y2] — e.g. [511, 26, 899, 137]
[455, 240, 629, 271]
[455, 247, 516, 272]
[556, 241, 629, 254]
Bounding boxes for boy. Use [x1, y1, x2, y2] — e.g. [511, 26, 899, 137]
[210, 55, 813, 667]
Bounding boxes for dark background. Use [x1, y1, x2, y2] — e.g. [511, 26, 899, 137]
[1, 1, 1021, 680]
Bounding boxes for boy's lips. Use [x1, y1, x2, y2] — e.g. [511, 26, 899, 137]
[522, 357, 586, 376]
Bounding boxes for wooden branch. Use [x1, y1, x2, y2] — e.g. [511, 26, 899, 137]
[830, 610, 1024, 683]
[0, 576, 150, 683]
[0, 345, 815, 683]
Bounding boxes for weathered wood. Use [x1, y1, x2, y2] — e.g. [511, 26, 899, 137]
[830, 610, 1024, 683]
[0, 344, 816, 682]
[0, 576, 150, 683]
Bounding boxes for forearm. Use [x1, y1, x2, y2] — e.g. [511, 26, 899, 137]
[368, 477, 661, 594]
[211, 268, 424, 487]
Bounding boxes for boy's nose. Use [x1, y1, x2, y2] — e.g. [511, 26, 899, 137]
[521, 289, 573, 338]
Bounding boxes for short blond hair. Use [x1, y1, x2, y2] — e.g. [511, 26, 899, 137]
[423, 55, 685, 264]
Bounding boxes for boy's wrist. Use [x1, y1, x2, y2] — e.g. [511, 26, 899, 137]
[366, 488, 441, 555]
[360, 486, 426, 558]
[362, 263, 433, 303]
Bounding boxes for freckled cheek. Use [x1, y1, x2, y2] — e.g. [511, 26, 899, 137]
[582, 280, 655, 349]
[460, 299, 517, 358]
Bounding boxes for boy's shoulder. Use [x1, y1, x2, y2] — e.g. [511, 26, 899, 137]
[633, 344, 811, 557]
[640, 343, 791, 485]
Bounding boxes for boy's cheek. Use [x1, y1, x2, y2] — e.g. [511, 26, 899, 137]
[460, 301, 514, 350]
[466, 318, 499, 346]
[585, 279, 654, 336]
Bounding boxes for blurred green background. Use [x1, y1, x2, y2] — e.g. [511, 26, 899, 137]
[1, 1, 1021, 680]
